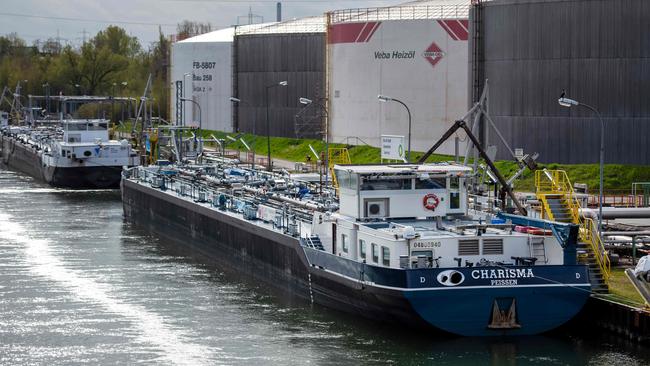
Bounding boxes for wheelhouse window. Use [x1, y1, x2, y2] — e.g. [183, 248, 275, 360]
[381, 246, 390, 266]
[359, 239, 366, 259]
[88, 122, 108, 131]
[371, 243, 378, 263]
[66, 123, 86, 131]
[341, 234, 348, 253]
[360, 176, 411, 191]
[415, 176, 446, 189]
[450, 176, 460, 189]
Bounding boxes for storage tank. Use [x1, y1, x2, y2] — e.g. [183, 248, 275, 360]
[328, 1, 470, 156]
[233, 17, 326, 138]
[472, 0, 650, 164]
[170, 28, 235, 132]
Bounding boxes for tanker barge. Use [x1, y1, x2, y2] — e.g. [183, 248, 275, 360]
[121, 162, 592, 336]
[1, 120, 138, 188]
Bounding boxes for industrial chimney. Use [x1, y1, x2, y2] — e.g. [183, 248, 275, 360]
[276, 2, 282, 22]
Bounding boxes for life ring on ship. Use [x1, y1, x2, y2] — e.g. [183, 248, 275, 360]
[423, 193, 440, 211]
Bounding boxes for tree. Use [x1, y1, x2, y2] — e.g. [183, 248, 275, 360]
[176, 20, 212, 41]
[93, 26, 141, 57]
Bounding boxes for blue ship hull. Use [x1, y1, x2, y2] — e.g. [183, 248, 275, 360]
[304, 248, 591, 336]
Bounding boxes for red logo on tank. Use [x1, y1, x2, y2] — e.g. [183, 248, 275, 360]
[422, 42, 445, 68]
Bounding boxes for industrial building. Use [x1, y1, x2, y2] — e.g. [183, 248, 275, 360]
[472, 0, 650, 165]
[169, 0, 470, 155]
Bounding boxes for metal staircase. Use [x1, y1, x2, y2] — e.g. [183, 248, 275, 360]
[535, 170, 610, 293]
[303, 235, 325, 251]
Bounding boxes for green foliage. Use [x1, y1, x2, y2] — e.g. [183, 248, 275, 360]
[0, 26, 169, 120]
[199, 128, 650, 192]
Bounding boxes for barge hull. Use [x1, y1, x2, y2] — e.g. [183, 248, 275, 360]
[121, 178, 591, 336]
[1, 135, 124, 189]
[121, 178, 424, 327]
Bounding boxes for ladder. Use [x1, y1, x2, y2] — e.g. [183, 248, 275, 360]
[535, 170, 610, 292]
[529, 237, 547, 264]
[303, 235, 325, 251]
[328, 147, 351, 191]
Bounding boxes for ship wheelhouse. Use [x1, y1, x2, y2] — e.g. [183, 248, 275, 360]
[311, 163, 565, 271]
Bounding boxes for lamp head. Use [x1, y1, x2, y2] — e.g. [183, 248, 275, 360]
[279, 81, 288, 86]
[377, 94, 392, 102]
[229, 97, 241, 103]
[299, 97, 312, 105]
[558, 97, 578, 108]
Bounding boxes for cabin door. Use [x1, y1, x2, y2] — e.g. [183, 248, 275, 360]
[332, 223, 337, 254]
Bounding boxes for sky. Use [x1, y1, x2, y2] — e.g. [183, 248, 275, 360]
[0, 0, 399, 48]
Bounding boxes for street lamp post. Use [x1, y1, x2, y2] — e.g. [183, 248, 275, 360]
[183, 73, 192, 127]
[42, 82, 50, 115]
[299, 97, 329, 189]
[558, 93, 605, 238]
[119, 81, 128, 123]
[265, 80, 288, 171]
[378, 95, 412, 162]
[230, 97, 257, 169]
[180, 97, 202, 163]
[180, 97, 202, 132]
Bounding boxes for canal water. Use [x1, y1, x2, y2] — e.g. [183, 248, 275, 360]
[0, 165, 648, 366]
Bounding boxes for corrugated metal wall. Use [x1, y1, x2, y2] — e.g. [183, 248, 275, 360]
[234, 33, 325, 138]
[472, 0, 650, 164]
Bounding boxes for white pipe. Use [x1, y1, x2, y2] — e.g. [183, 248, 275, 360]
[580, 207, 650, 219]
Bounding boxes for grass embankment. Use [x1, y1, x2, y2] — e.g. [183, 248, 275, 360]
[198, 130, 650, 192]
[599, 268, 647, 308]
[115, 123, 650, 191]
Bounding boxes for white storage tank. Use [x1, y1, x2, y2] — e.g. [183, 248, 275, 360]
[328, 1, 470, 156]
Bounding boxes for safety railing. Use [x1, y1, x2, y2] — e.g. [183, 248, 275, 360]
[328, 147, 351, 191]
[582, 217, 611, 282]
[535, 169, 610, 283]
[329, 4, 470, 24]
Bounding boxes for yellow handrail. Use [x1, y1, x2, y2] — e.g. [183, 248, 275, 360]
[328, 147, 351, 193]
[582, 217, 611, 282]
[535, 170, 610, 283]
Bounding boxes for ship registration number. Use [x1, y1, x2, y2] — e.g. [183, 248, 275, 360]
[412, 241, 441, 248]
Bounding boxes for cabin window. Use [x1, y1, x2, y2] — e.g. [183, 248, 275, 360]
[341, 234, 348, 253]
[450, 192, 460, 209]
[371, 243, 378, 263]
[66, 124, 86, 131]
[415, 177, 446, 189]
[359, 239, 366, 259]
[381, 246, 390, 266]
[360, 177, 411, 191]
[349, 173, 359, 190]
[335, 170, 351, 190]
[450, 176, 460, 189]
[88, 123, 107, 131]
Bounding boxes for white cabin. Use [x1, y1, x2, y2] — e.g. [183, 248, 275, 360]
[309, 163, 564, 271]
[334, 163, 472, 219]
